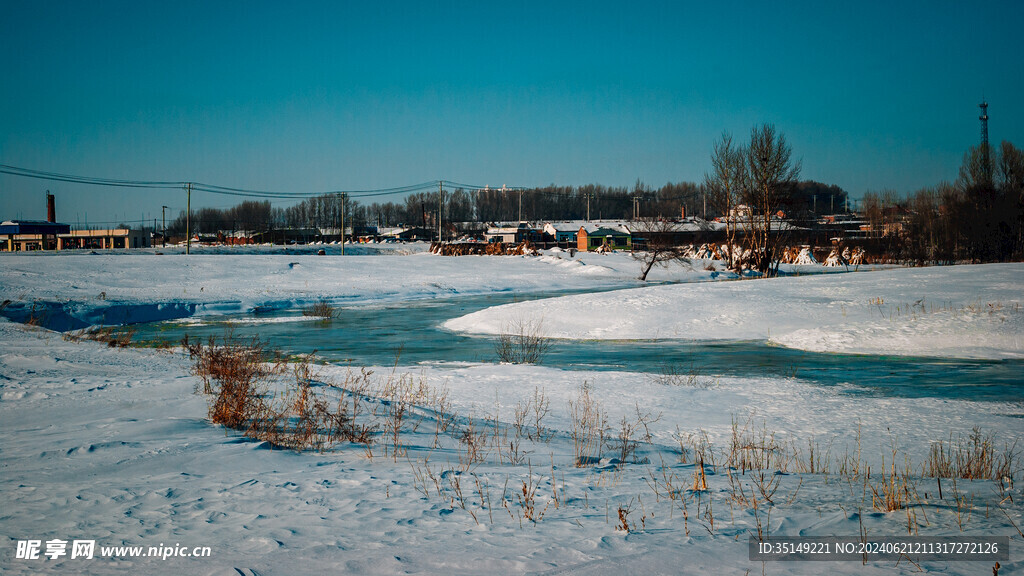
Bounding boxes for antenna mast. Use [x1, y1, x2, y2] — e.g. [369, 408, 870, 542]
[979, 100, 991, 184]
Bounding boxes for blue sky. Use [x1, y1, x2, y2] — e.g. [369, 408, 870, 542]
[1, 0, 1022, 225]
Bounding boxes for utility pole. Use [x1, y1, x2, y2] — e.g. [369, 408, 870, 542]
[340, 192, 346, 255]
[185, 183, 192, 254]
[438, 181, 444, 243]
[161, 205, 168, 247]
[586, 190, 592, 222]
[517, 187, 523, 223]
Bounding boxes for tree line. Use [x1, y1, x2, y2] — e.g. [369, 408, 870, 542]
[861, 141, 1023, 263]
[165, 179, 847, 235]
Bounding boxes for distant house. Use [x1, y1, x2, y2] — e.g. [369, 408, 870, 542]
[317, 227, 343, 242]
[352, 226, 379, 241]
[450, 221, 487, 240]
[484, 225, 520, 243]
[377, 227, 404, 241]
[543, 221, 586, 246]
[251, 228, 319, 244]
[577, 223, 631, 251]
[729, 204, 755, 220]
[222, 230, 256, 245]
[626, 218, 719, 250]
[397, 227, 434, 242]
[484, 222, 543, 244]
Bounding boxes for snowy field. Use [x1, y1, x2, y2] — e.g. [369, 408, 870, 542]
[1, 248, 1022, 575]
[446, 263, 1024, 360]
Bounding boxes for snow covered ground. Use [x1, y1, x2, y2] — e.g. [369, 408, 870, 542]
[0, 244, 704, 324]
[446, 263, 1024, 360]
[0, 243, 880, 322]
[1, 250, 1021, 575]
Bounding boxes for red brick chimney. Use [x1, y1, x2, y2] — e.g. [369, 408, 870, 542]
[47, 192, 56, 223]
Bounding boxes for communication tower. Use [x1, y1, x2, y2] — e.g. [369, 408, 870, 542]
[979, 100, 991, 183]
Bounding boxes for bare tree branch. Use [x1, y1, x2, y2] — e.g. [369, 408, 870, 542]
[630, 218, 693, 281]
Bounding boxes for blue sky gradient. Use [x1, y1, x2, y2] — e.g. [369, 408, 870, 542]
[1, 0, 1022, 224]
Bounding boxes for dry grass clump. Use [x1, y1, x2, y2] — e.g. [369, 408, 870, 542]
[569, 381, 607, 466]
[648, 361, 716, 388]
[610, 405, 659, 466]
[262, 363, 378, 451]
[513, 386, 554, 443]
[186, 332, 478, 456]
[616, 499, 649, 533]
[185, 334, 376, 450]
[185, 333, 283, 427]
[302, 299, 336, 319]
[922, 426, 1020, 481]
[726, 414, 788, 474]
[494, 317, 552, 364]
[375, 370, 432, 460]
[185, 333, 276, 393]
[870, 453, 919, 512]
[870, 297, 1022, 322]
[63, 326, 137, 348]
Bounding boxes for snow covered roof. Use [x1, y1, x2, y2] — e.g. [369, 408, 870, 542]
[543, 221, 590, 233]
[624, 218, 724, 234]
[0, 220, 71, 235]
[578, 221, 631, 234]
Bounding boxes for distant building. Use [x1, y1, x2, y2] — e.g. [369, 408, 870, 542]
[1, 220, 71, 251]
[396, 227, 434, 242]
[0, 223, 153, 251]
[352, 226, 379, 241]
[250, 228, 319, 244]
[577, 223, 631, 251]
[627, 218, 720, 250]
[484, 222, 542, 244]
[59, 228, 151, 249]
[543, 221, 587, 246]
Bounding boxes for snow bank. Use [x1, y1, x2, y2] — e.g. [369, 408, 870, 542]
[445, 263, 1024, 359]
[0, 250, 647, 328]
[0, 247, 875, 331]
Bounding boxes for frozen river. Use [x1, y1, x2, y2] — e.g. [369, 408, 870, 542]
[131, 290, 1024, 403]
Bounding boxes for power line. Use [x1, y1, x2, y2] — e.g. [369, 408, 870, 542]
[0, 164, 185, 190]
[441, 180, 524, 192]
[0, 164, 483, 200]
[1, 163, 711, 204]
[3, 163, 731, 224]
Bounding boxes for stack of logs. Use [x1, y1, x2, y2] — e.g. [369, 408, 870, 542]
[430, 241, 540, 256]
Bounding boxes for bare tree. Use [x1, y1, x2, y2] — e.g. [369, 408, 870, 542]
[704, 132, 747, 272]
[958, 144, 996, 193]
[998, 141, 1024, 195]
[743, 124, 801, 275]
[631, 218, 692, 281]
[998, 142, 1024, 256]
